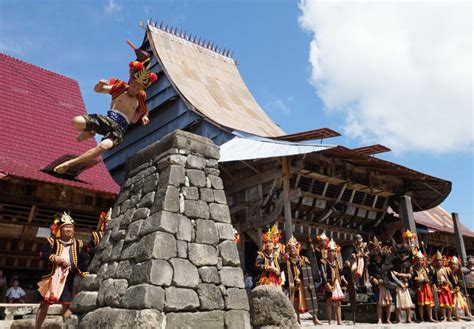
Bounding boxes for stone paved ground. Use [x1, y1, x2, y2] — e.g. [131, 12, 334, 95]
[300, 313, 474, 328]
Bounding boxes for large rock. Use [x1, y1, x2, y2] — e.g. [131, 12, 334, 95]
[97, 278, 128, 307]
[195, 219, 219, 245]
[197, 283, 225, 310]
[79, 307, 164, 329]
[166, 311, 225, 329]
[70, 291, 98, 313]
[225, 310, 252, 329]
[183, 200, 209, 219]
[225, 288, 249, 310]
[122, 284, 165, 310]
[169, 258, 199, 288]
[139, 211, 179, 236]
[218, 240, 241, 266]
[165, 287, 200, 311]
[198, 266, 221, 284]
[130, 259, 173, 286]
[219, 267, 245, 288]
[136, 231, 177, 262]
[209, 203, 231, 223]
[249, 285, 299, 329]
[188, 243, 218, 266]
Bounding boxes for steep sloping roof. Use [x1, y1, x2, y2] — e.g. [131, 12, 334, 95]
[388, 206, 474, 238]
[0, 53, 119, 194]
[147, 25, 285, 137]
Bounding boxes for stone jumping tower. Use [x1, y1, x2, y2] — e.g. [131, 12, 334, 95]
[71, 130, 250, 328]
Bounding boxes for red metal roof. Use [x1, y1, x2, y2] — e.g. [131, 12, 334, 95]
[0, 53, 119, 195]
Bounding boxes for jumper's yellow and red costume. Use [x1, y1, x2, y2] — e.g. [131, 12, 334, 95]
[255, 224, 282, 287]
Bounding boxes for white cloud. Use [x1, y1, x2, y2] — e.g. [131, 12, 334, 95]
[299, 0, 473, 153]
[266, 96, 294, 115]
[105, 0, 122, 15]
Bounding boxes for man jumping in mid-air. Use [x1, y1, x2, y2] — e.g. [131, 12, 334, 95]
[54, 43, 157, 174]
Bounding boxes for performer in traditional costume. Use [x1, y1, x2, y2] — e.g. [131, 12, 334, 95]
[283, 236, 322, 325]
[351, 234, 368, 285]
[412, 251, 436, 322]
[321, 239, 346, 325]
[35, 212, 88, 329]
[448, 256, 472, 320]
[433, 251, 454, 321]
[391, 247, 414, 323]
[88, 208, 112, 258]
[368, 250, 394, 324]
[54, 42, 158, 174]
[255, 224, 282, 288]
[466, 255, 474, 306]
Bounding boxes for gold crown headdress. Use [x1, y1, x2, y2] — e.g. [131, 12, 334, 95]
[328, 238, 338, 251]
[402, 229, 416, 240]
[416, 250, 424, 259]
[51, 212, 74, 238]
[450, 256, 459, 264]
[435, 250, 443, 261]
[317, 231, 328, 241]
[286, 235, 301, 254]
[262, 223, 280, 244]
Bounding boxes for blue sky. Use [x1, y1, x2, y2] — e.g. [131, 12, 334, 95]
[1, 0, 472, 230]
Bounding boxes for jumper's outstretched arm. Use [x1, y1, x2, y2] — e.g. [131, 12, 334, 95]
[94, 80, 112, 93]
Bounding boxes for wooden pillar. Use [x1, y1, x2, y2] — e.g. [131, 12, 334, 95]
[399, 195, 419, 247]
[257, 228, 263, 250]
[452, 212, 468, 266]
[282, 157, 293, 241]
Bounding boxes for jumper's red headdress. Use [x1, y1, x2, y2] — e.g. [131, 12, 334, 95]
[127, 40, 158, 88]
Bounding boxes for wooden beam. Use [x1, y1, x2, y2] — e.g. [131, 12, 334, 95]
[282, 157, 293, 241]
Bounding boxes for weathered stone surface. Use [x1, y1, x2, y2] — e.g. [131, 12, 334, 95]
[225, 288, 249, 310]
[197, 283, 225, 310]
[128, 161, 151, 178]
[130, 260, 173, 286]
[218, 240, 241, 266]
[125, 219, 144, 242]
[216, 223, 236, 240]
[114, 260, 134, 280]
[213, 190, 227, 204]
[143, 173, 159, 194]
[200, 188, 214, 203]
[195, 219, 219, 245]
[100, 243, 113, 262]
[189, 243, 218, 266]
[76, 273, 101, 292]
[177, 240, 187, 258]
[209, 203, 231, 223]
[151, 185, 180, 213]
[165, 287, 200, 311]
[166, 311, 225, 329]
[225, 310, 251, 329]
[208, 175, 224, 190]
[176, 215, 193, 242]
[139, 211, 179, 236]
[186, 169, 206, 187]
[97, 262, 119, 280]
[205, 167, 220, 176]
[186, 155, 207, 169]
[137, 231, 177, 262]
[249, 285, 299, 329]
[111, 228, 126, 242]
[11, 318, 63, 329]
[156, 153, 187, 170]
[137, 191, 155, 208]
[206, 158, 219, 168]
[70, 291, 98, 313]
[132, 208, 150, 222]
[159, 165, 185, 187]
[122, 284, 165, 310]
[169, 258, 199, 288]
[110, 240, 124, 261]
[182, 186, 199, 200]
[97, 279, 128, 307]
[88, 257, 101, 273]
[219, 267, 245, 288]
[198, 266, 221, 284]
[79, 307, 164, 329]
[120, 208, 135, 228]
[183, 200, 209, 219]
[120, 241, 140, 260]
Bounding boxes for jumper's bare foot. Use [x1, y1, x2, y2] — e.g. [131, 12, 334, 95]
[377, 319, 382, 324]
[77, 131, 95, 142]
[54, 160, 73, 174]
[387, 320, 392, 324]
[430, 319, 438, 323]
[337, 321, 343, 325]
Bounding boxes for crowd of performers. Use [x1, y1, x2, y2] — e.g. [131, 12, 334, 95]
[254, 224, 474, 325]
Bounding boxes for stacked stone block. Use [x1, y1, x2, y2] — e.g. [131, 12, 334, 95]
[72, 130, 250, 328]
